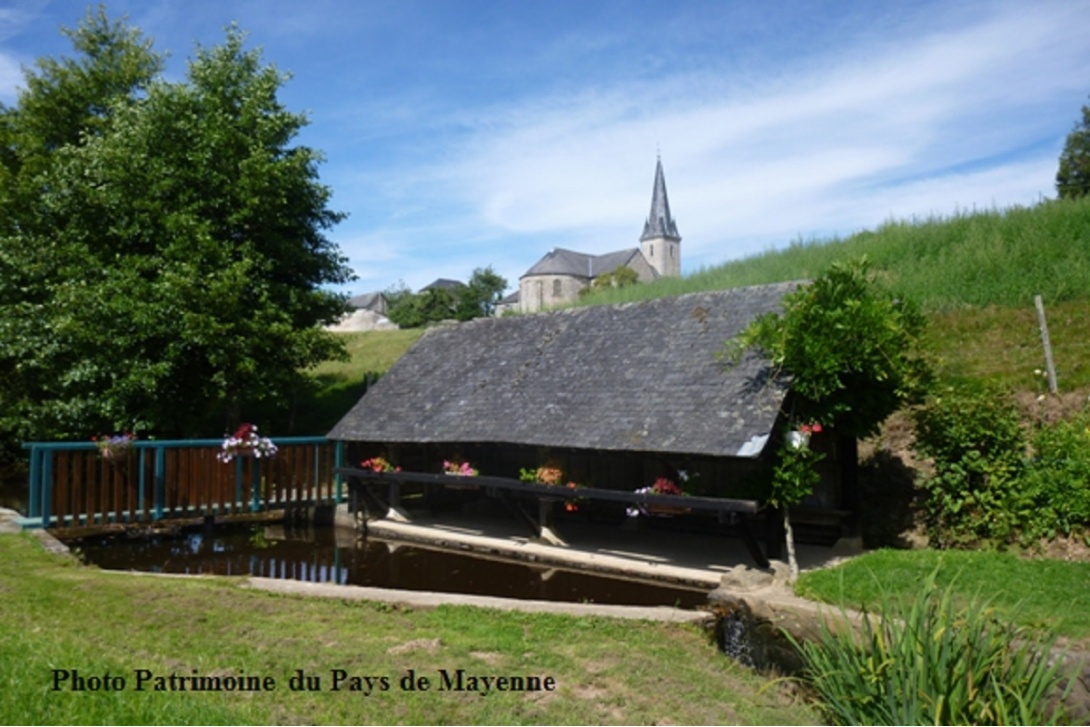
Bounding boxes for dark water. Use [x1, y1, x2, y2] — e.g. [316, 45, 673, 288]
[72, 523, 709, 609]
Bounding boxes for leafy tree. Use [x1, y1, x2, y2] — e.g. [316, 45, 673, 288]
[386, 268, 508, 328]
[0, 12, 353, 445]
[457, 266, 508, 319]
[728, 257, 930, 439]
[580, 265, 640, 297]
[725, 258, 930, 577]
[1057, 95, 1090, 199]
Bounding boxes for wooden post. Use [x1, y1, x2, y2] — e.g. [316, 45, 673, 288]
[1034, 295, 1059, 395]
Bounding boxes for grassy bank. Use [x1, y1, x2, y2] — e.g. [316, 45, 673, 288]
[578, 197, 1090, 312]
[795, 549, 1090, 643]
[572, 197, 1090, 393]
[0, 533, 816, 725]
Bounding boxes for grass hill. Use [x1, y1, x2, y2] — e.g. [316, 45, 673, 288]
[577, 196, 1090, 311]
[577, 196, 1090, 393]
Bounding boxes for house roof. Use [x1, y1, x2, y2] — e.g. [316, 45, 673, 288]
[419, 278, 465, 293]
[328, 282, 802, 458]
[521, 247, 650, 280]
[348, 292, 386, 311]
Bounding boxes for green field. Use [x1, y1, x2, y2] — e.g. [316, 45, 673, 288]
[795, 548, 1090, 644]
[0, 533, 817, 726]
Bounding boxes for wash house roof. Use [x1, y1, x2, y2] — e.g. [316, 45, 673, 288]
[328, 282, 802, 458]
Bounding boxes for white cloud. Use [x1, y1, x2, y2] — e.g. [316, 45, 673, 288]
[382, 0, 1087, 282]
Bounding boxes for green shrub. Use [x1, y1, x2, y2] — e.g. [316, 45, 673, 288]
[914, 388, 1090, 547]
[912, 388, 1026, 547]
[1019, 412, 1090, 541]
[791, 570, 1073, 725]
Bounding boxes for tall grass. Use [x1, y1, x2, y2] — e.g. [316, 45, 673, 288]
[578, 197, 1090, 311]
[792, 569, 1074, 725]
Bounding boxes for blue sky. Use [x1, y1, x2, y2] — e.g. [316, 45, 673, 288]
[2, 1, 1088, 297]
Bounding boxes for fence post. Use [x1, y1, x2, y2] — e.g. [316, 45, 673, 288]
[334, 440, 344, 503]
[1034, 294, 1059, 394]
[154, 445, 166, 520]
[40, 450, 53, 528]
[27, 445, 41, 520]
[137, 448, 146, 520]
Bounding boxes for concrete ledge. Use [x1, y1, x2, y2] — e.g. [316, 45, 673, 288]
[242, 576, 712, 624]
[360, 518, 724, 590]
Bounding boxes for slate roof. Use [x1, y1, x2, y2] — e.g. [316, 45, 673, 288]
[521, 247, 651, 280]
[640, 156, 680, 242]
[348, 292, 386, 311]
[329, 282, 802, 458]
[419, 278, 466, 292]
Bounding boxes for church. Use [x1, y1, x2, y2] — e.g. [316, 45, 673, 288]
[510, 157, 682, 314]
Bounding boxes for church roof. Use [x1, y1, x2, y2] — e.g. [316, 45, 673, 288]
[640, 156, 680, 242]
[328, 282, 801, 458]
[520, 247, 649, 280]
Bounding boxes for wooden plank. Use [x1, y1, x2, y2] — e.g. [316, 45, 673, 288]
[85, 453, 98, 526]
[111, 454, 122, 523]
[54, 451, 70, 527]
[337, 467, 759, 514]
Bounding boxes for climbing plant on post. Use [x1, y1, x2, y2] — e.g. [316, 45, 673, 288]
[770, 423, 825, 582]
[724, 257, 930, 578]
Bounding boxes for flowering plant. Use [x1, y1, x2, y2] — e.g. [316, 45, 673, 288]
[626, 469, 692, 517]
[93, 432, 136, 461]
[442, 458, 478, 477]
[216, 423, 278, 463]
[520, 464, 582, 511]
[787, 422, 823, 450]
[361, 456, 400, 473]
[519, 465, 564, 486]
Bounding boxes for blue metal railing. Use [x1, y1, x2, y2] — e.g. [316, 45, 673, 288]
[20, 437, 345, 530]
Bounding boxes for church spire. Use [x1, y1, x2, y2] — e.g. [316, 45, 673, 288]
[640, 155, 680, 242]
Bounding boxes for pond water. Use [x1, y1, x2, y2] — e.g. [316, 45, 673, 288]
[71, 523, 710, 609]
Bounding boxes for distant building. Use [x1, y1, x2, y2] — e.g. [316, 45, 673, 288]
[418, 278, 466, 294]
[325, 291, 397, 332]
[515, 157, 682, 313]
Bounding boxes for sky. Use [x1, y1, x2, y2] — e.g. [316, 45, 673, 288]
[1, 1, 1088, 298]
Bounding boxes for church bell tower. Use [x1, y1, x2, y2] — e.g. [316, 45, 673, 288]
[639, 156, 681, 278]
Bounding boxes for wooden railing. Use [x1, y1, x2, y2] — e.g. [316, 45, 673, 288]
[21, 438, 344, 529]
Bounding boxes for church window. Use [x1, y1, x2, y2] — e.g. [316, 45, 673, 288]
[552, 279, 562, 298]
[650, 244, 654, 257]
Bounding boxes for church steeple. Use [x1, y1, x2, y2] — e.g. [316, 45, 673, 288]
[639, 156, 681, 277]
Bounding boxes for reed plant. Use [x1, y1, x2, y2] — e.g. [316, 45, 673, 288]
[790, 569, 1075, 725]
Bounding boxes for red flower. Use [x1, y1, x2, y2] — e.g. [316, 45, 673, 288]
[233, 423, 255, 441]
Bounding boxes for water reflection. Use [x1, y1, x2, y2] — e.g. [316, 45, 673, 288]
[73, 524, 708, 609]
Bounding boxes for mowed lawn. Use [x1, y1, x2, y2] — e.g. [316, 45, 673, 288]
[796, 548, 1090, 644]
[0, 533, 818, 725]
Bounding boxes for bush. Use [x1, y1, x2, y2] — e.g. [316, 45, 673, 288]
[792, 569, 1073, 725]
[913, 388, 1027, 547]
[1019, 412, 1090, 541]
